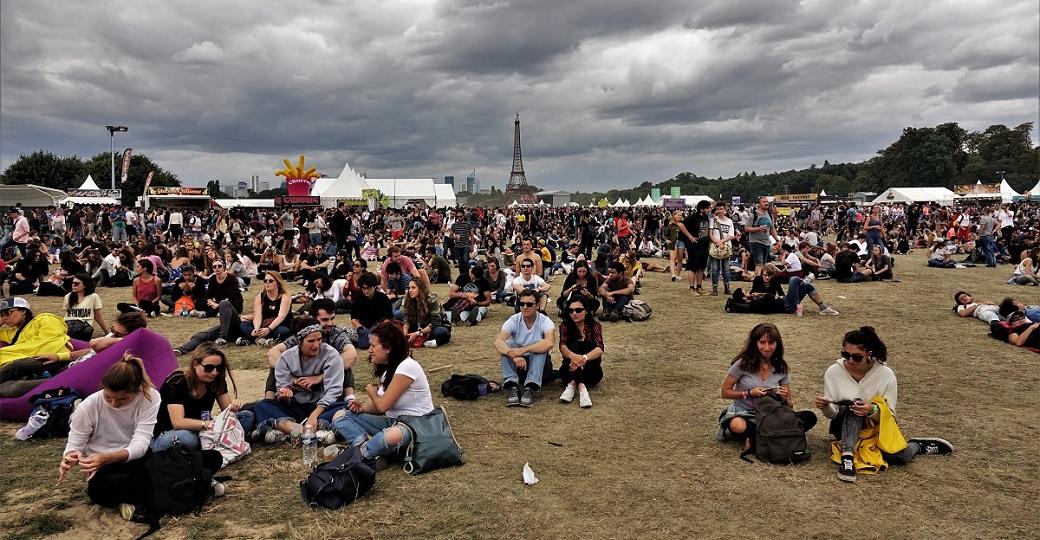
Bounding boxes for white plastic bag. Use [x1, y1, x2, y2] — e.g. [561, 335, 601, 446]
[522, 462, 539, 486]
[200, 408, 251, 466]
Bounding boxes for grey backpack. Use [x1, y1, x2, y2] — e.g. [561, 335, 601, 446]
[621, 300, 652, 321]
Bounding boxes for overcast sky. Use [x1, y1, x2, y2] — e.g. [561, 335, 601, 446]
[2, 0, 1037, 191]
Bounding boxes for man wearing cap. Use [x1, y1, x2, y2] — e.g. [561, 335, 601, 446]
[0, 297, 73, 366]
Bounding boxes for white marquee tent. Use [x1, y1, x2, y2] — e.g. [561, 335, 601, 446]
[315, 162, 457, 208]
[61, 175, 120, 206]
[0, 184, 67, 207]
[1024, 179, 1040, 199]
[871, 187, 955, 206]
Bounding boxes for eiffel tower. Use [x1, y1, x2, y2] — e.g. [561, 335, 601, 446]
[505, 113, 535, 203]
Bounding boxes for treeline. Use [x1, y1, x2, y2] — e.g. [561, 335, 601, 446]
[570, 122, 1038, 205]
[1, 151, 180, 206]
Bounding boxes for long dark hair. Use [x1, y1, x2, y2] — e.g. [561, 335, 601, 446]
[562, 297, 595, 339]
[843, 326, 888, 364]
[731, 323, 788, 374]
[371, 320, 410, 388]
[185, 342, 237, 398]
[64, 273, 95, 309]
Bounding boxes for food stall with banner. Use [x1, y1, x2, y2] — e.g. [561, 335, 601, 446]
[61, 175, 121, 207]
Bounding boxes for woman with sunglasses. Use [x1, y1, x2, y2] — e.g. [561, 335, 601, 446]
[558, 298, 604, 408]
[151, 342, 252, 452]
[238, 271, 294, 347]
[717, 323, 817, 449]
[63, 274, 108, 341]
[814, 326, 953, 483]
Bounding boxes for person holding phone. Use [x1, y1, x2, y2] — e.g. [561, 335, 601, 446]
[717, 323, 817, 449]
[814, 327, 953, 483]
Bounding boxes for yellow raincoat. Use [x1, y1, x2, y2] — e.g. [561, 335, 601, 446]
[0, 313, 71, 366]
[830, 396, 908, 475]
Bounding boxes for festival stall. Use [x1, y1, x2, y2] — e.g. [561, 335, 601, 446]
[955, 180, 1021, 204]
[1017, 179, 1040, 202]
[61, 175, 121, 207]
[142, 186, 211, 209]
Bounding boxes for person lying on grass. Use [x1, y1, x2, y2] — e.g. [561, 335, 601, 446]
[814, 326, 953, 483]
[332, 320, 434, 470]
[716, 323, 817, 450]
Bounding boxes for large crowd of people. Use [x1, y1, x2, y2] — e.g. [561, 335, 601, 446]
[1, 196, 1038, 523]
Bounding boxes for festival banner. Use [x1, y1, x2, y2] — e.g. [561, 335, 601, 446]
[772, 193, 818, 202]
[68, 189, 122, 198]
[670, 186, 681, 198]
[650, 188, 661, 201]
[119, 148, 133, 185]
[953, 183, 1000, 196]
[731, 196, 741, 206]
[147, 186, 208, 196]
[142, 171, 154, 194]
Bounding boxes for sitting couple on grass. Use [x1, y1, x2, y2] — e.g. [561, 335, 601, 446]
[728, 264, 839, 316]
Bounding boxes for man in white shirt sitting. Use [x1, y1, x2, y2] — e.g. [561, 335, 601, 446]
[494, 289, 556, 408]
[512, 258, 551, 312]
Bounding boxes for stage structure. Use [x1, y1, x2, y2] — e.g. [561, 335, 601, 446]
[506, 113, 535, 204]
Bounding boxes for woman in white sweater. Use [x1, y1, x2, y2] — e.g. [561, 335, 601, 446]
[59, 354, 160, 515]
[814, 327, 953, 483]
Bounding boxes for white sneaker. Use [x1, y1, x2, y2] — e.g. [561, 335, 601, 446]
[119, 503, 136, 521]
[559, 384, 576, 403]
[264, 430, 288, 444]
[315, 429, 337, 444]
[805, 273, 816, 283]
[423, 339, 438, 348]
[819, 306, 840, 315]
[578, 386, 592, 408]
[211, 480, 226, 498]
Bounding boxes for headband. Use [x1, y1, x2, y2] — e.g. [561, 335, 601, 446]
[295, 324, 322, 343]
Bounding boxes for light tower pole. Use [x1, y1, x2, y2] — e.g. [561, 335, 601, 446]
[105, 125, 128, 190]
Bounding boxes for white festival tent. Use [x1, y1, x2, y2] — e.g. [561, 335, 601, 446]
[871, 187, 955, 206]
[633, 195, 656, 207]
[1024, 179, 1040, 199]
[314, 162, 456, 208]
[61, 175, 120, 206]
[0, 184, 67, 207]
[819, 189, 828, 197]
[957, 179, 1021, 203]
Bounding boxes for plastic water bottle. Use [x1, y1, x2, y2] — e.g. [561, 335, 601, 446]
[302, 426, 317, 467]
[201, 411, 211, 423]
[795, 304, 804, 317]
[15, 409, 49, 441]
[181, 306, 190, 317]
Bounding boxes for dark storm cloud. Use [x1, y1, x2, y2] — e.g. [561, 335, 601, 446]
[1, 0, 1037, 192]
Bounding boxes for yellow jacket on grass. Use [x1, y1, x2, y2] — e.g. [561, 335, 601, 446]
[830, 396, 908, 474]
[0, 313, 71, 366]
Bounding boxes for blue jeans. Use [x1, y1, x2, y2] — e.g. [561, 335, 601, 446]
[250, 399, 331, 436]
[407, 324, 451, 345]
[709, 257, 730, 288]
[151, 410, 255, 451]
[866, 231, 884, 255]
[332, 412, 412, 459]
[500, 339, 547, 388]
[603, 294, 630, 313]
[979, 235, 996, 266]
[783, 276, 815, 313]
[236, 321, 291, 343]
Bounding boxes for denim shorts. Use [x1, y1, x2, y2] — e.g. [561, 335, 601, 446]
[749, 242, 770, 266]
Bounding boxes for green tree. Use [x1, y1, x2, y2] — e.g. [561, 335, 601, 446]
[1, 150, 85, 191]
[81, 152, 180, 206]
[207, 180, 231, 198]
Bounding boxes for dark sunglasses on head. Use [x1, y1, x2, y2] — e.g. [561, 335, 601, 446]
[199, 363, 224, 373]
[840, 351, 866, 362]
[519, 301, 536, 308]
[568, 307, 585, 314]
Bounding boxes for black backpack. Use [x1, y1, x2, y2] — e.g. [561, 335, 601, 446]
[28, 387, 82, 438]
[441, 373, 492, 400]
[741, 394, 810, 464]
[147, 445, 215, 516]
[300, 447, 376, 509]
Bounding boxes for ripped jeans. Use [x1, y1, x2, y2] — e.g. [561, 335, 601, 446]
[332, 412, 412, 460]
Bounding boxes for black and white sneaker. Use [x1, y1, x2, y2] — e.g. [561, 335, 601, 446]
[909, 438, 954, 456]
[837, 454, 856, 482]
[505, 386, 520, 407]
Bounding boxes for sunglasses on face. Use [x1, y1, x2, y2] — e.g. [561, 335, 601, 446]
[840, 351, 866, 362]
[72, 281, 83, 286]
[521, 264, 533, 269]
[263, 279, 275, 283]
[567, 307, 585, 314]
[213, 264, 224, 269]
[519, 301, 536, 308]
[199, 363, 223, 373]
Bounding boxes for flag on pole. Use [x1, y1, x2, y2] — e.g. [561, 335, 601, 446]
[119, 148, 133, 184]
[142, 171, 154, 210]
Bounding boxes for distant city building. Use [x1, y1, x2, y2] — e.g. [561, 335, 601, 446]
[535, 190, 572, 207]
[443, 176, 454, 188]
[260, 181, 270, 192]
[466, 171, 477, 193]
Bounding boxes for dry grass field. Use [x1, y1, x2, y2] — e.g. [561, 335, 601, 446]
[1, 250, 1038, 540]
